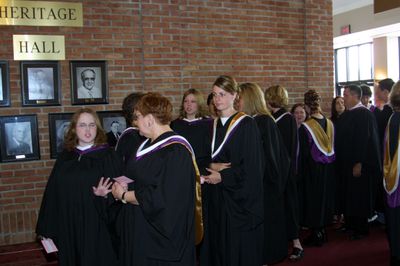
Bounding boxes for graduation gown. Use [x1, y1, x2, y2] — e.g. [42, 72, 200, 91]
[298, 117, 335, 228]
[115, 127, 145, 168]
[254, 114, 289, 264]
[272, 108, 299, 239]
[123, 131, 196, 266]
[170, 118, 213, 175]
[335, 104, 382, 218]
[206, 112, 264, 266]
[383, 112, 400, 257]
[36, 145, 122, 266]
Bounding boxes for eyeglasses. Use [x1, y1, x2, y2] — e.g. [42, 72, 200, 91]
[77, 123, 97, 129]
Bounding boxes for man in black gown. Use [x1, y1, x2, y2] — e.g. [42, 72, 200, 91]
[336, 84, 382, 239]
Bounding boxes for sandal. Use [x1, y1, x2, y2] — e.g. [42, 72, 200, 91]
[289, 247, 304, 261]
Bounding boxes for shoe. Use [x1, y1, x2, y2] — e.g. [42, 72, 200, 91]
[303, 230, 326, 247]
[289, 247, 304, 261]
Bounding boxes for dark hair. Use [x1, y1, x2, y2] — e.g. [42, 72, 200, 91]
[291, 103, 309, 119]
[122, 92, 144, 125]
[331, 96, 344, 123]
[136, 93, 173, 125]
[360, 84, 372, 97]
[304, 89, 321, 113]
[344, 84, 362, 99]
[64, 108, 107, 151]
[207, 93, 213, 105]
[110, 121, 120, 126]
[378, 78, 395, 92]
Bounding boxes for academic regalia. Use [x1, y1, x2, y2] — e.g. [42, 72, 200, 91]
[170, 118, 213, 175]
[335, 104, 382, 234]
[383, 112, 400, 259]
[272, 108, 299, 240]
[115, 127, 145, 168]
[373, 104, 394, 212]
[114, 127, 145, 265]
[36, 145, 122, 266]
[170, 117, 212, 262]
[254, 114, 289, 264]
[298, 117, 335, 228]
[205, 112, 264, 266]
[123, 131, 196, 266]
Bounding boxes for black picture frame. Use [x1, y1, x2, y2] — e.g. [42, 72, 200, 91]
[0, 61, 10, 107]
[0, 115, 40, 163]
[20, 61, 61, 107]
[97, 110, 127, 147]
[70, 61, 108, 105]
[48, 112, 74, 159]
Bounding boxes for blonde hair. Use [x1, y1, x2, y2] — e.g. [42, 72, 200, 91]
[389, 80, 400, 112]
[239, 83, 271, 116]
[64, 108, 107, 151]
[179, 88, 208, 119]
[264, 85, 289, 108]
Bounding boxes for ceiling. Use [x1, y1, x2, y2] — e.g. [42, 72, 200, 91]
[332, 0, 373, 15]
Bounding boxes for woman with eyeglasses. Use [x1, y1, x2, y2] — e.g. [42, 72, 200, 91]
[36, 108, 122, 266]
[201, 75, 264, 266]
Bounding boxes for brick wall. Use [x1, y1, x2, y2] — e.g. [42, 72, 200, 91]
[0, 0, 333, 245]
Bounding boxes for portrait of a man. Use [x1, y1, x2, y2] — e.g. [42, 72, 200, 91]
[27, 68, 54, 100]
[106, 120, 121, 147]
[77, 68, 102, 99]
[6, 122, 32, 156]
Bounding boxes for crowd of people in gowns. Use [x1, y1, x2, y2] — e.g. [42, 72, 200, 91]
[35, 75, 400, 266]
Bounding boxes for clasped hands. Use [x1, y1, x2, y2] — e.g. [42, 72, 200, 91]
[202, 162, 231, 185]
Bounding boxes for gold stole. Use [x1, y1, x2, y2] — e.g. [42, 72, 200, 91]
[303, 118, 334, 155]
[383, 117, 400, 194]
[211, 112, 247, 158]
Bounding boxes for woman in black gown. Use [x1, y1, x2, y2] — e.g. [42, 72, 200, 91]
[112, 93, 200, 266]
[298, 90, 335, 247]
[265, 85, 304, 260]
[202, 75, 264, 266]
[238, 82, 290, 265]
[384, 80, 400, 266]
[36, 108, 122, 266]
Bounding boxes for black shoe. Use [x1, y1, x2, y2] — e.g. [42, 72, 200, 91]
[303, 230, 326, 247]
[289, 247, 304, 261]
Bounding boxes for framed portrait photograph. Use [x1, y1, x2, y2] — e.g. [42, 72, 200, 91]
[70, 61, 108, 105]
[97, 111, 127, 147]
[20, 61, 61, 106]
[0, 61, 10, 107]
[48, 112, 74, 159]
[0, 115, 40, 163]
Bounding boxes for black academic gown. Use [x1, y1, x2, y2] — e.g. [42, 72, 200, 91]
[206, 113, 264, 266]
[272, 108, 299, 239]
[373, 104, 393, 212]
[123, 131, 196, 266]
[298, 117, 335, 228]
[36, 145, 122, 266]
[384, 112, 400, 258]
[335, 105, 382, 219]
[170, 118, 213, 175]
[114, 127, 145, 265]
[254, 114, 289, 264]
[170, 118, 212, 262]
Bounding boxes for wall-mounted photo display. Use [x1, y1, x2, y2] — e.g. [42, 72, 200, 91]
[0, 115, 40, 163]
[70, 61, 108, 105]
[20, 61, 61, 107]
[97, 110, 126, 148]
[0, 61, 10, 107]
[48, 112, 74, 159]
